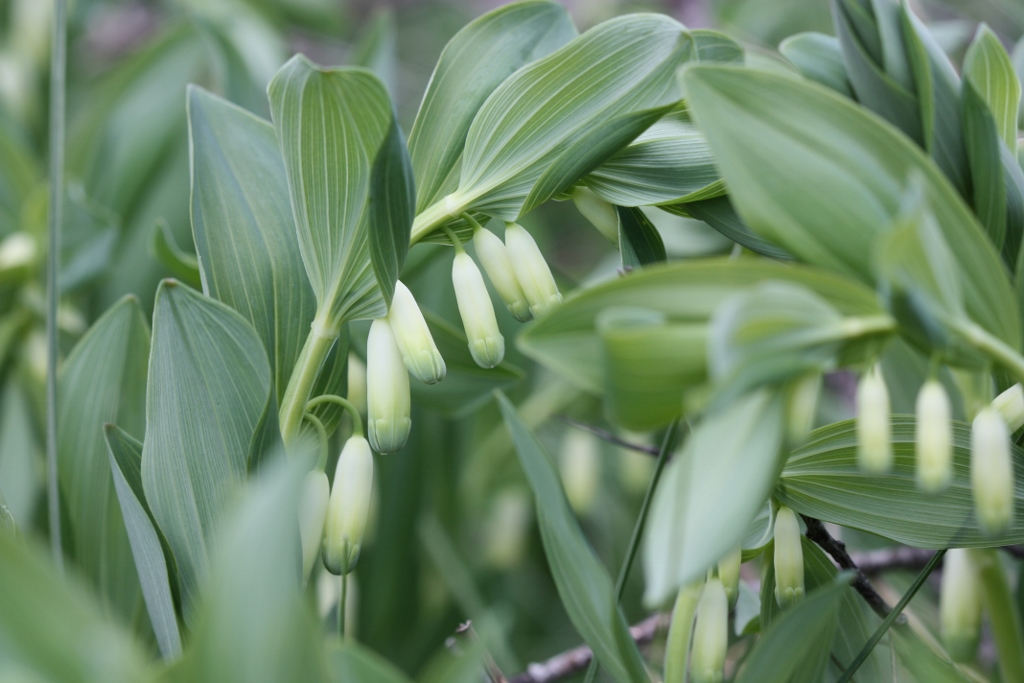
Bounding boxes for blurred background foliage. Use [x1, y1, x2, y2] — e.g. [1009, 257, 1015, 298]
[0, 0, 1020, 678]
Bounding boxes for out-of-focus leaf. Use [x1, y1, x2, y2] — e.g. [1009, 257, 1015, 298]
[497, 392, 649, 683]
[417, 643, 485, 683]
[0, 379, 39, 525]
[142, 281, 273, 620]
[0, 115, 37, 234]
[644, 389, 785, 604]
[666, 196, 791, 259]
[61, 187, 119, 292]
[350, 12, 397, 91]
[408, 1, 576, 211]
[777, 417, 1024, 547]
[57, 296, 149, 623]
[892, 627, 974, 682]
[779, 32, 852, 96]
[963, 24, 1021, 151]
[691, 29, 744, 64]
[962, 81, 1007, 248]
[328, 642, 413, 683]
[105, 425, 181, 660]
[617, 206, 665, 268]
[152, 219, 201, 290]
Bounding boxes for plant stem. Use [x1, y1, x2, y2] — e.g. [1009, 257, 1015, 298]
[961, 322, 1024, 387]
[306, 394, 363, 437]
[837, 549, 946, 683]
[279, 318, 339, 449]
[581, 420, 680, 683]
[46, 0, 67, 574]
[970, 548, 1024, 683]
[302, 412, 329, 471]
[338, 573, 348, 640]
[409, 193, 469, 245]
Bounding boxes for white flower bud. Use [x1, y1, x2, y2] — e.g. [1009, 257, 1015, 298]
[299, 470, 330, 581]
[504, 223, 562, 318]
[940, 548, 981, 662]
[0, 232, 36, 272]
[857, 365, 892, 473]
[717, 546, 742, 608]
[366, 318, 411, 454]
[472, 227, 532, 322]
[785, 373, 820, 443]
[387, 280, 446, 385]
[571, 186, 619, 243]
[663, 581, 703, 683]
[560, 429, 601, 514]
[971, 408, 1015, 534]
[322, 436, 374, 576]
[452, 252, 505, 368]
[916, 380, 952, 493]
[992, 383, 1024, 433]
[482, 489, 531, 570]
[773, 506, 804, 608]
[690, 577, 728, 683]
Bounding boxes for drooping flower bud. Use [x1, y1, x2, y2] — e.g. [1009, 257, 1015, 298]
[322, 436, 374, 576]
[0, 232, 36, 275]
[387, 280, 446, 385]
[482, 489, 531, 570]
[452, 251, 505, 368]
[366, 318, 411, 454]
[773, 506, 804, 608]
[299, 470, 330, 581]
[560, 429, 601, 514]
[916, 380, 952, 493]
[472, 227, 532, 322]
[690, 577, 728, 683]
[857, 365, 892, 473]
[971, 407, 1015, 534]
[663, 581, 703, 683]
[504, 223, 562, 318]
[940, 548, 982, 662]
[992, 383, 1024, 433]
[571, 186, 619, 243]
[717, 546, 742, 608]
[785, 373, 820, 444]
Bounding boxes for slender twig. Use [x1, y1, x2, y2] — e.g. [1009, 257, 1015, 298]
[556, 415, 661, 456]
[454, 621, 509, 683]
[46, 0, 68, 574]
[802, 516, 893, 620]
[581, 421, 679, 683]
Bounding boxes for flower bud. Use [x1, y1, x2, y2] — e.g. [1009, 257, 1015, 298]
[773, 506, 804, 608]
[916, 380, 952, 493]
[857, 365, 892, 473]
[472, 227, 532, 322]
[387, 280, 446, 384]
[322, 436, 374, 576]
[690, 577, 728, 683]
[571, 186, 619, 243]
[347, 352, 367, 417]
[0, 232, 36, 275]
[971, 407, 1015, 534]
[366, 318, 411, 454]
[560, 430, 601, 514]
[299, 470, 330, 581]
[717, 546, 742, 608]
[663, 581, 702, 683]
[452, 252, 505, 368]
[785, 373, 820, 444]
[940, 548, 981, 662]
[504, 223, 562, 317]
[482, 489, 531, 570]
[992, 383, 1024, 433]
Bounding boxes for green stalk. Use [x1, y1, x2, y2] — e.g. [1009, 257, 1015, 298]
[960, 321, 1024, 387]
[279, 317, 339, 449]
[971, 548, 1024, 683]
[338, 573, 348, 640]
[46, 0, 68, 573]
[409, 193, 470, 245]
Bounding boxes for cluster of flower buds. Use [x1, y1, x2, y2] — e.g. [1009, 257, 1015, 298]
[940, 548, 982, 662]
[773, 505, 804, 608]
[856, 365, 892, 473]
[322, 434, 375, 576]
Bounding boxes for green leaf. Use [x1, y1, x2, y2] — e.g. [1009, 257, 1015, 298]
[892, 629, 974, 682]
[667, 196, 791, 259]
[152, 218, 201, 290]
[644, 389, 785, 604]
[617, 206, 666, 268]
[779, 32, 853, 97]
[682, 65, 1021, 352]
[142, 281, 273, 619]
[328, 642, 413, 683]
[408, 1, 576, 211]
[105, 425, 182, 660]
[57, 295, 150, 623]
[349, 11, 397, 91]
[0, 379, 39, 526]
[368, 113, 415, 305]
[777, 417, 1024, 547]
[963, 24, 1021, 151]
[496, 391, 649, 683]
[962, 80, 1008, 248]
[691, 29, 744, 64]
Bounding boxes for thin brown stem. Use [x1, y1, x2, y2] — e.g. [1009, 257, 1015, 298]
[556, 415, 661, 456]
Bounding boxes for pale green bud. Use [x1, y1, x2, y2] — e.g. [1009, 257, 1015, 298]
[690, 578, 728, 683]
[504, 223, 562, 317]
[366, 319, 411, 454]
[992, 383, 1024, 432]
[940, 548, 981, 662]
[560, 430, 601, 514]
[387, 280, 446, 384]
[452, 252, 505, 368]
[0, 232, 35, 274]
[773, 506, 804, 608]
[916, 380, 952, 493]
[971, 408, 1015, 534]
[472, 227, 532, 321]
[571, 186, 619, 243]
[663, 581, 703, 683]
[857, 365, 892, 473]
[785, 373, 820, 443]
[717, 546, 742, 608]
[482, 489, 531, 569]
[299, 470, 330, 581]
[347, 352, 367, 417]
[322, 436, 374, 576]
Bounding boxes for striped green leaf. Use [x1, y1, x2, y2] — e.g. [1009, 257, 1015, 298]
[779, 33, 852, 97]
[328, 643, 414, 683]
[963, 24, 1021, 151]
[617, 206, 665, 268]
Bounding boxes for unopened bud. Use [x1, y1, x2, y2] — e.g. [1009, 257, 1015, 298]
[452, 252, 505, 368]
[504, 223, 562, 317]
[940, 548, 981, 662]
[916, 380, 952, 493]
[0, 232, 36, 274]
[482, 489, 531, 569]
[663, 581, 703, 683]
[992, 383, 1024, 432]
[560, 430, 601, 514]
[366, 318, 411, 454]
[387, 280, 446, 384]
[971, 408, 1015, 534]
[717, 546, 742, 608]
[472, 227, 532, 322]
[299, 470, 330, 581]
[857, 365, 892, 473]
[571, 186, 619, 243]
[322, 436, 374, 576]
[773, 506, 804, 608]
[785, 373, 820, 443]
[690, 578, 728, 683]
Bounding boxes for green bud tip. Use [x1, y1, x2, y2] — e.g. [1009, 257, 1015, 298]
[452, 252, 505, 368]
[856, 365, 892, 473]
[773, 506, 804, 608]
[322, 436, 375, 576]
[940, 549, 981, 662]
[717, 546, 742, 608]
[472, 227, 532, 322]
[387, 280, 446, 385]
[366, 318, 411, 454]
[503, 223, 562, 318]
[571, 186, 619, 243]
[970, 407, 1015, 535]
[916, 380, 952, 493]
[299, 470, 330, 581]
[690, 578, 728, 683]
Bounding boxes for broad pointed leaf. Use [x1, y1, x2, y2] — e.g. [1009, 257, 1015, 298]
[617, 206, 665, 268]
[963, 24, 1021, 151]
[779, 32, 852, 96]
